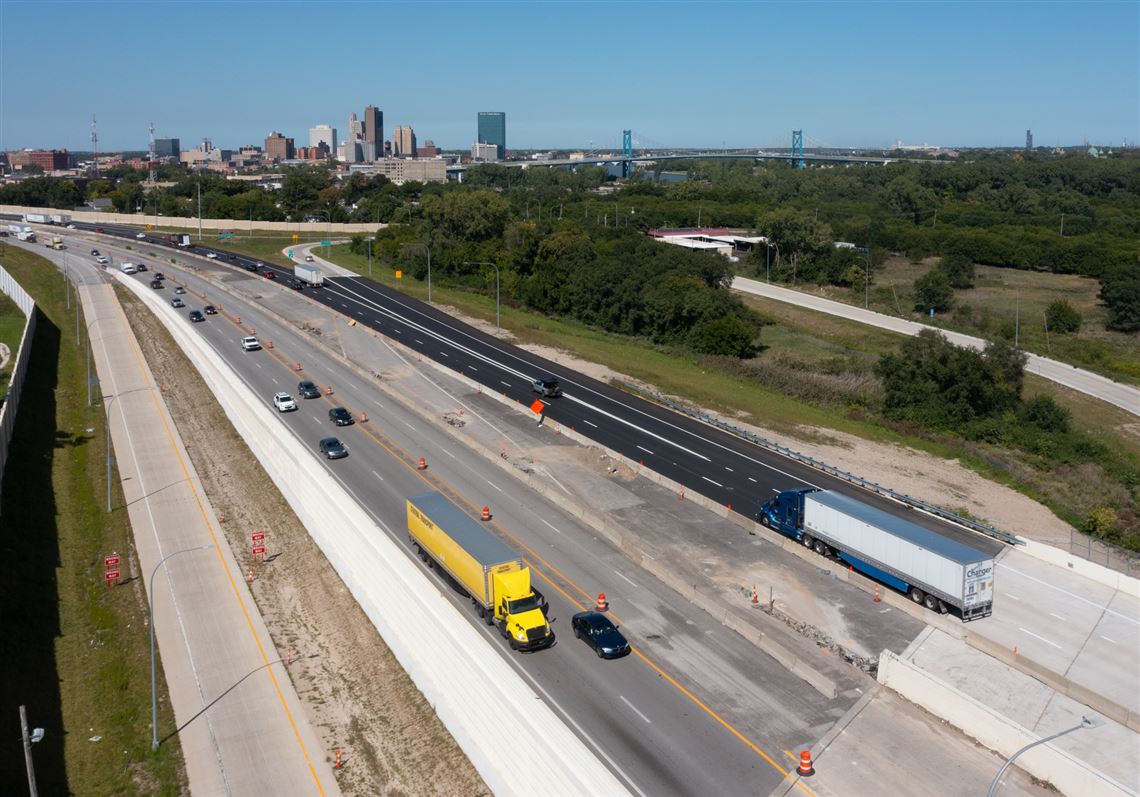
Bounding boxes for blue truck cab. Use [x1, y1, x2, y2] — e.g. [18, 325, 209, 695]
[757, 487, 912, 595]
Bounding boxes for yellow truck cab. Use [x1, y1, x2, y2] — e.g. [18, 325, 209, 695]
[407, 494, 554, 652]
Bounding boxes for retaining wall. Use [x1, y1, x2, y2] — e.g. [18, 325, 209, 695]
[1, 204, 380, 234]
[878, 651, 1131, 797]
[0, 265, 37, 502]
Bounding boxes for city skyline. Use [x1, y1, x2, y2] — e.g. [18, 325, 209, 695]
[0, 0, 1136, 152]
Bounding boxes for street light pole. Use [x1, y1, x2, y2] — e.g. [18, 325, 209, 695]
[150, 544, 213, 751]
[196, 181, 202, 242]
[986, 716, 1102, 797]
[367, 237, 373, 278]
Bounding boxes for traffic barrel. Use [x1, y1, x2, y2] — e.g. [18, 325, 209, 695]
[481, 506, 491, 521]
[246, 568, 254, 584]
[236, 316, 241, 324]
[325, 385, 333, 395]
[266, 340, 273, 349]
[360, 411, 368, 423]
[798, 750, 814, 776]
[294, 362, 302, 371]
[596, 593, 608, 612]
[417, 456, 427, 470]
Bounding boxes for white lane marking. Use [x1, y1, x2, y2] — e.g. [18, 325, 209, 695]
[636, 445, 654, 456]
[615, 571, 639, 589]
[998, 563, 1139, 626]
[620, 696, 652, 725]
[702, 476, 723, 488]
[415, 338, 425, 344]
[747, 477, 757, 483]
[564, 393, 711, 462]
[1003, 593, 1021, 601]
[583, 420, 598, 428]
[255, 362, 262, 369]
[312, 415, 322, 423]
[541, 519, 562, 535]
[1100, 635, 1117, 644]
[1050, 612, 1066, 621]
[404, 422, 416, 431]
[440, 351, 448, 357]
[468, 365, 479, 372]
[393, 327, 402, 334]
[444, 450, 456, 459]
[341, 303, 349, 309]
[500, 380, 512, 387]
[371, 470, 384, 482]
[348, 382, 360, 391]
[488, 481, 503, 493]
[1018, 627, 1062, 650]
[273, 379, 280, 387]
[724, 467, 734, 472]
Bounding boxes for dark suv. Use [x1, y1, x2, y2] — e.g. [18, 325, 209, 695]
[298, 380, 322, 399]
[532, 375, 561, 398]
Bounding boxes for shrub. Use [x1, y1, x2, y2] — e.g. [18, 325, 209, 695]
[939, 252, 976, 289]
[1044, 300, 1082, 334]
[913, 269, 955, 313]
[1019, 395, 1071, 433]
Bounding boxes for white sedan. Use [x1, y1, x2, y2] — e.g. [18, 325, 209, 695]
[272, 392, 297, 412]
[135, 232, 146, 239]
[206, 252, 217, 259]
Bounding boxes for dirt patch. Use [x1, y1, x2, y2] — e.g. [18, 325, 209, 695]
[117, 287, 488, 797]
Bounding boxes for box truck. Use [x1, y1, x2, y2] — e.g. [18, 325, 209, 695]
[177, 234, 191, 248]
[294, 263, 324, 287]
[8, 224, 35, 242]
[23, 213, 49, 224]
[407, 493, 555, 651]
[50, 214, 71, 225]
[757, 488, 994, 620]
[47, 236, 65, 250]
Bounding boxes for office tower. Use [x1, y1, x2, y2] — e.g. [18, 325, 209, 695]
[264, 131, 295, 162]
[309, 124, 337, 153]
[477, 111, 506, 159]
[363, 105, 383, 162]
[154, 138, 180, 158]
[393, 125, 417, 157]
[1026, 129, 1033, 150]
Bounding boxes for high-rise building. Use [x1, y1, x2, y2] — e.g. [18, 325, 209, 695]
[264, 131, 295, 162]
[471, 142, 499, 162]
[418, 140, 440, 158]
[1026, 129, 1033, 150]
[155, 138, 180, 158]
[477, 112, 506, 159]
[309, 124, 337, 153]
[363, 105, 383, 162]
[393, 125, 417, 158]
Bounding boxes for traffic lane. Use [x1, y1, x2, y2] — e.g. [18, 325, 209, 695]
[318, 274, 1005, 553]
[173, 293, 803, 796]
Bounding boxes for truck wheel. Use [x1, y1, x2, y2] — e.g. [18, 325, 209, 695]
[813, 540, 831, 557]
[508, 638, 518, 651]
[759, 515, 770, 528]
[909, 587, 924, 605]
[801, 535, 815, 550]
[923, 594, 940, 611]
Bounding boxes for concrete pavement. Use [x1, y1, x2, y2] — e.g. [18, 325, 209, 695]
[81, 278, 340, 796]
[732, 276, 1140, 416]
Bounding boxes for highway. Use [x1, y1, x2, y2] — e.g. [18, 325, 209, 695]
[18, 228, 1098, 797]
[52, 230, 858, 795]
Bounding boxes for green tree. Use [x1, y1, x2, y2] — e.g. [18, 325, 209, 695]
[1019, 395, 1070, 433]
[939, 252, 975, 289]
[757, 208, 832, 284]
[688, 314, 756, 358]
[1101, 276, 1140, 333]
[1044, 300, 1082, 334]
[913, 269, 955, 313]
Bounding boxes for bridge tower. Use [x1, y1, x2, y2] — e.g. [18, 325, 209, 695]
[622, 129, 633, 178]
[791, 129, 805, 169]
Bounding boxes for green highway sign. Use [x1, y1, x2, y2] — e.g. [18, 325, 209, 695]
[320, 240, 331, 247]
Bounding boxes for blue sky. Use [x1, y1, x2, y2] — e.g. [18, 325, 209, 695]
[2, 1, 1136, 152]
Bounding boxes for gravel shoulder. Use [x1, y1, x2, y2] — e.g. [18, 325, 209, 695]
[118, 286, 488, 797]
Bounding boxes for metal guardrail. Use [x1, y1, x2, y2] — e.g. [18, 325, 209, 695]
[619, 381, 1022, 547]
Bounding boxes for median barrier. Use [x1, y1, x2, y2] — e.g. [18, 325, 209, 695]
[1017, 537, 1140, 600]
[114, 275, 630, 797]
[878, 650, 1132, 797]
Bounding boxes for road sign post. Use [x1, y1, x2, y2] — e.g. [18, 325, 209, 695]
[105, 553, 120, 587]
[251, 532, 266, 561]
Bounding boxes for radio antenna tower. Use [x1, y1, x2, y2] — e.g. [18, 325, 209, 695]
[91, 114, 99, 177]
[148, 121, 156, 183]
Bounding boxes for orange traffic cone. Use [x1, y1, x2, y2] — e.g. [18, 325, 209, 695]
[334, 749, 343, 769]
[874, 587, 880, 603]
[798, 750, 814, 776]
[481, 506, 491, 521]
[417, 456, 426, 470]
[596, 593, 608, 612]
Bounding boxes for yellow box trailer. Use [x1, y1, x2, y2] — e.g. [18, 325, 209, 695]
[407, 493, 554, 652]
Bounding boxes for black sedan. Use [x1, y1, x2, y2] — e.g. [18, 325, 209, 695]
[243, 262, 259, 272]
[328, 407, 354, 426]
[90, 248, 100, 256]
[570, 611, 631, 659]
[318, 437, 348, 459]
[203, 305, 217, 315]
[188, 310, 205, 323]
[298, 380, 321, 399]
